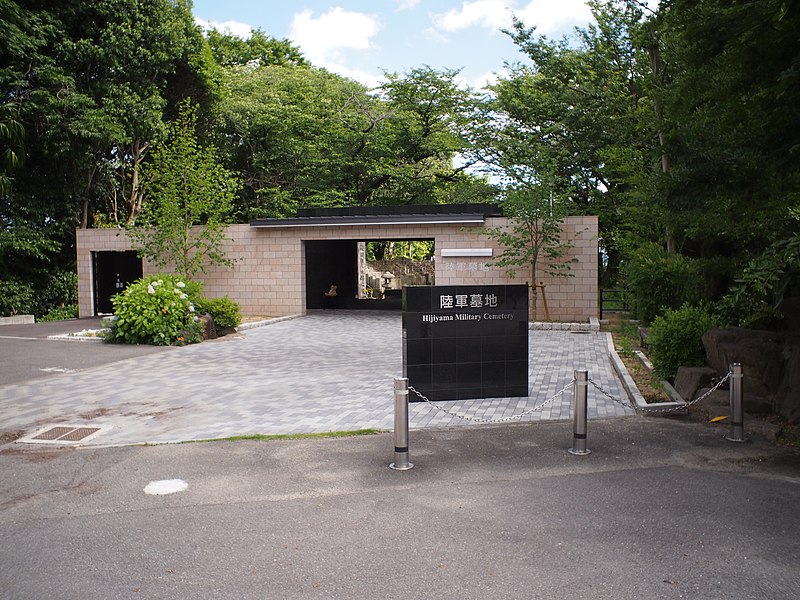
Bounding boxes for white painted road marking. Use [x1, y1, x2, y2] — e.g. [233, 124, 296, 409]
[144, 479, 189, 495]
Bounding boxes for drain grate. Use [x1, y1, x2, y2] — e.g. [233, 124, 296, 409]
[31, 426, 77, 441]
[19, 424, 108, 445]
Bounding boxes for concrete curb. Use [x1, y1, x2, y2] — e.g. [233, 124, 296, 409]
[236, 314, 303, 331]
[0, 315, 35, 325]
[606, 335, 687, 413]
[529, 316, 600, 332]
[42, 314, 305, 342]
[46, 330, 106, 342]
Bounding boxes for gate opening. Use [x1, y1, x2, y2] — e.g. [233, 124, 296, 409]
[305, 239, 434, 311]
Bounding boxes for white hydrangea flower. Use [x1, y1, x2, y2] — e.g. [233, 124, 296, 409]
[180, 293, 187, 300]
[188, 305, 195, 313]
[147, 285, 155, 295]
[177, 281, 186, 289]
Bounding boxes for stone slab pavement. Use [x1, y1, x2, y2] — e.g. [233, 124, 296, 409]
[0, 311, 633, 446]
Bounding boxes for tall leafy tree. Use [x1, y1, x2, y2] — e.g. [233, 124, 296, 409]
[482, 1, 656, 286]
[128, 102, 240, 278]
[0, 0, 215, 313]
[205, 28, 307, 68]
[215, 63, 491, 218]
[653, 0, 800, 298]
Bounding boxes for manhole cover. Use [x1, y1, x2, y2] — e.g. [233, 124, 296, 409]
[18, 424, 109, 445]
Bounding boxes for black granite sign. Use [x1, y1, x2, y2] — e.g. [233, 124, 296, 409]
[403, 285, 529, 402]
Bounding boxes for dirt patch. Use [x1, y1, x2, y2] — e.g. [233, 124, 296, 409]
[78, 408, 113, 420]
[0, 430, 25, 445]
[0, 446, 74, 461]
[240, 315, 275, 323]
[608, 331, 672, 403]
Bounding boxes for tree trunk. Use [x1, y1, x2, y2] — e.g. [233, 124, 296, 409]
[80, 163, 97, 229]
[648, 28, 675, 253]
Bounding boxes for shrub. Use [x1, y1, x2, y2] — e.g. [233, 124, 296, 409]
[623, 243, 703, 323]
[106, 274, 204, 346]
[39, 304, 78, 322]
[44, 270, 78, 308]
[647, 303, 718, 381]
[0, 279, 35, 316]
[197, 295, 241, 329]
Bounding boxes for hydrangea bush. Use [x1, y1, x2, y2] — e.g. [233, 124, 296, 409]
[106, 275, 204, 346]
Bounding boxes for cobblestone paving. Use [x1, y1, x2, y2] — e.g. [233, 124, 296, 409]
[0, 311, 633, 446]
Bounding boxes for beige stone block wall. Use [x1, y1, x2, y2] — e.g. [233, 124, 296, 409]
[435, 216, 598, 321]
[76, 215, 598, 322]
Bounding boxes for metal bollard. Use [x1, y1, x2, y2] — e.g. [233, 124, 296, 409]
[389, 377, 414, 470]
[725, 363, 747, 443]
[568, 370, 591, 456]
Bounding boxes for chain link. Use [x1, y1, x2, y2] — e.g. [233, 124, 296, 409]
[408, 379, 575, 423]
[407, 370, 732, 422]
[589, 371, 732, 415]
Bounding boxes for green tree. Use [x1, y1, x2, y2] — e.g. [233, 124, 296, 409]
[1, 0, 215, 314]
[128, 103, 240, 278]
[484, 182, 576, 321]
[652, 0, 800, 295]
[376, 67, 490, 205]
[484, 2, 656, 287]
[205, 28, 307, 68]
[214, 63, 493, 218]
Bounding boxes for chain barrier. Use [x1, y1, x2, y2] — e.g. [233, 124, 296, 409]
[589, 371, 732, 415]
[406, 370, 732, 423]
[407, 379, 575, 424]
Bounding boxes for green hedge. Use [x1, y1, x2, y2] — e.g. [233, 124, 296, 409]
[647, 303, 718, 381]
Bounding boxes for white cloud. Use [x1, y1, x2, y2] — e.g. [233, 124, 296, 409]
[430, 0, 595, 38]
[194, 17, 252, 39]
[288, 7, 381, 68]
[432, 0, 513, 33]
[395, 0, 421, 11]
[515, 0, 593, 36]
[423, 26, 450, 44]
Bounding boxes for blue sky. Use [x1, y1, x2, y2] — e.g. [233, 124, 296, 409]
[191, 1, 623, 89]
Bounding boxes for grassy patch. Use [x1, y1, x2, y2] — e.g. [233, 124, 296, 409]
[183, 429, 383, 444]
[776, 422, 800, 448]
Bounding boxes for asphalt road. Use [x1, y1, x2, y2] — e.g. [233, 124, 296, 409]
[0, 319, 167, 386]
[1, 418, 798, 599]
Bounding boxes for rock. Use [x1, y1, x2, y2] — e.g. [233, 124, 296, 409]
[199, 313, 217, 340]
[703, 328, 800, 422]
[778, 296, 800, 332]
[694, 388, 729, 411]
[216, 326, 236, 337]
[674, 366, 716, 402]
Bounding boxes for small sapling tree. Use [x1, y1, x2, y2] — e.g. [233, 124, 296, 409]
[128, 101, 241, 278]
[484, 184, 576, 321]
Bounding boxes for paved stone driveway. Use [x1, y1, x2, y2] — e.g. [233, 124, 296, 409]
[0, 311, 632, 446]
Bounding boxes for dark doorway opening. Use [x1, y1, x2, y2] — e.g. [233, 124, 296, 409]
[93, 251, 142, 314]
[305, 241, 357, 310]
